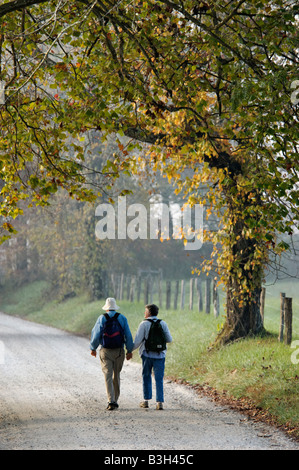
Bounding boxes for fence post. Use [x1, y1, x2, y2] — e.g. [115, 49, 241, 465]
[213, 278, 219, 318]
[284, 297, 293, 345]
[196, 278, 203, 312]
[260, 287, 266, 325]
[189, 278, 194, 310]
[137, 276, 141, 302]
[130, 276, 136, 302]
[119, 273, 124, 301]
[278, 292, 285, 343]
[102, 269, 109, 298]
[166, 281, 171, 310]
[174, 280, 179, 310]
[110, 273, 116, 298]
[144, 277, 149, 305]
[205, 278, 211, 314]
[149, 275, 153, 303]
[180, 280, 185, 310]
[158, 278, 163, 308]
[126, 275, 131, 300]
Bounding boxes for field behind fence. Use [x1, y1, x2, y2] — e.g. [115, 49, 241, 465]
[108, 273, 299, 344]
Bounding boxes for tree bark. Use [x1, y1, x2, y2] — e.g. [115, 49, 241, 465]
[214, 215, 265, 346]
[215, 281, 264, 346]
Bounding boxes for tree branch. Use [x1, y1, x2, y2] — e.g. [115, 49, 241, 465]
[0, 0, 50, 18]
[159, 0, 264, 77]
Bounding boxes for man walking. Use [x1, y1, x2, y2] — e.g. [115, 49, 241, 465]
[90, 298, 133, 410]
[132, 304, 172, 410]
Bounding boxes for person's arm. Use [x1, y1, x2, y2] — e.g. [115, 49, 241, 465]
[122, 316, 134, 353]
[161, 321, 173, 343]
[90, 316, 103, 352]
[132, 321, 147, 351]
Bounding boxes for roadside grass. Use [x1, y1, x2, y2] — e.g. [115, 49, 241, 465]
[0, 279, 298, 438]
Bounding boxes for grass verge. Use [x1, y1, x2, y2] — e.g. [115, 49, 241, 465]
[0, 280, 298, 440]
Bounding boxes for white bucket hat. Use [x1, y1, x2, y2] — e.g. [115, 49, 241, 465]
[102, 297, 120, 311]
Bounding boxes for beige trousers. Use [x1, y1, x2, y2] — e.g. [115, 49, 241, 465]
[99, 347, 125, 404]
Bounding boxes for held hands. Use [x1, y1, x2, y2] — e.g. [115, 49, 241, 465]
[91, 350, 132, 360]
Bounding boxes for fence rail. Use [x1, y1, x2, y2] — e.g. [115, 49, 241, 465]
[108, 273, 221, 317]
[107, 273, 294, 345]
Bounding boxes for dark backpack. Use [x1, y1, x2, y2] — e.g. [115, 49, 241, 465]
[102, 313, 124, 349]
[145, 319, 166, 353]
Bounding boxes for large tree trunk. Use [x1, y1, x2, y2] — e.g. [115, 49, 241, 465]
[213, 213, 266, 347]
[215, 280, 264, 346]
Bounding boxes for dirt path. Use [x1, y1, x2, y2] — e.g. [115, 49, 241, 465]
[0, 312, 297, 450]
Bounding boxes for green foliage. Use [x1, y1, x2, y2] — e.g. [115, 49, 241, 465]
[0, 0, 298, 342]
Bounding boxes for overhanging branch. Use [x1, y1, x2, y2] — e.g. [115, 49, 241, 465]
[0, 0, 50, 18]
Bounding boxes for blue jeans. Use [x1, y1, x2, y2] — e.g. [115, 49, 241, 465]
[142, 355, 165, 403]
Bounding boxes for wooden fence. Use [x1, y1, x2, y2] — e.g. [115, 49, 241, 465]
[108, 273, 295, 345]
[108, 273, 220, 316]
[278, 292, 293, 345]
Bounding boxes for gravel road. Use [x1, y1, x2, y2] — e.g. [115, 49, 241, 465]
[0, 312, 297, 451]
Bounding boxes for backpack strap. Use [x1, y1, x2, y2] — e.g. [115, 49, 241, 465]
[143, 319, 153, 342]
[104, 312, 120, 321]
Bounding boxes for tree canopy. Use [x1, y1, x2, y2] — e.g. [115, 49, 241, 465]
[0, 0, 298, 343]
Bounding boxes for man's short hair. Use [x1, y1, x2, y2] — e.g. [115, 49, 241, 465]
[145, 304, 159, 317]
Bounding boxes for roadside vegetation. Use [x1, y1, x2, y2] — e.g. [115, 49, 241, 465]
[1, 279, 298, 439]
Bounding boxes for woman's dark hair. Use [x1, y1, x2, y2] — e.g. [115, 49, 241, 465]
[145, 304, 159, 317]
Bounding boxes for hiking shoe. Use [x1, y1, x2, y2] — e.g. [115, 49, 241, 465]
[107, 402, 117, 410]
[139, 400, 149, 409]
[156, 402, 163, 410]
